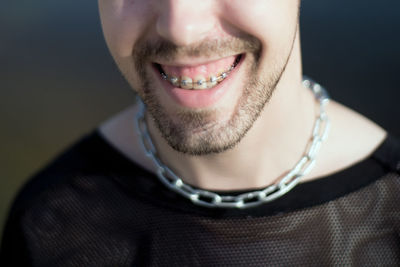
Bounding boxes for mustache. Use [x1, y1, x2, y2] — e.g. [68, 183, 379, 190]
[132, 34, 262, 64]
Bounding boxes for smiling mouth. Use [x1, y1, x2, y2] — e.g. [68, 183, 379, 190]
[154, 54, 243, 90]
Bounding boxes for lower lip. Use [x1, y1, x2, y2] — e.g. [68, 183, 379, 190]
[154, 55, 244, 109]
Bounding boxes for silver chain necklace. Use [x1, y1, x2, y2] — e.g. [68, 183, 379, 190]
[135, 78, 330, 209]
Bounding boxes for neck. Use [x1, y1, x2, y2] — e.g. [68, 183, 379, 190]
[146, 35, 319, 191]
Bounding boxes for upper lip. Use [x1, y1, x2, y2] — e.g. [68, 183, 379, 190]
[152, 53, 243, 67]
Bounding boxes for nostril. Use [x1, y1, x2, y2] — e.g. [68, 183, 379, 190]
[155, 3, 216, 47]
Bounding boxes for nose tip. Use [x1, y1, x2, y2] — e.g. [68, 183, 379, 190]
[156, 0, 216, 46]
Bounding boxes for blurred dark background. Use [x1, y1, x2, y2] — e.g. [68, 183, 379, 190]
[1, 0, 399, 239]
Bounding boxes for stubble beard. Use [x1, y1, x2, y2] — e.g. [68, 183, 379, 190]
[131, 35, 294, 156]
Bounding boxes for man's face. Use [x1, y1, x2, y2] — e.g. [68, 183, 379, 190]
[99, 0, 300, 155]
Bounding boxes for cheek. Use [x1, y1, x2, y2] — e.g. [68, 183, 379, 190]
[221, 0, 298, 47]
[98, 0, 155, 93]
[221, 0, 298, 70]
[99, 0, 153, 58]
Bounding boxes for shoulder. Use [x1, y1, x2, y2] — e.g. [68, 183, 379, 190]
[11, 132, 108, 206]
[2, 133, 104, 225]
[2, 129, 151, 230]
[0, 132, 110, 263]
[1, 131, 151, 265]
[307, 100, 400, 181]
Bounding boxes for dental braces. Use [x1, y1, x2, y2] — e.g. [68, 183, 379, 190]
[161, 65, 234, 87]
[160, 55, 241, 88]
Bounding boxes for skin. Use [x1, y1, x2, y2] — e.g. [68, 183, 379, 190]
[99, 0, 387, 191]
[100, 0, 300, 155]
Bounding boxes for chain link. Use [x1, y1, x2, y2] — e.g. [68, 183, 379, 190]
[135, 78, 330, 209]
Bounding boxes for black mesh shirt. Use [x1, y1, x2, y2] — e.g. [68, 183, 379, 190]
[1, 130, 400, 266]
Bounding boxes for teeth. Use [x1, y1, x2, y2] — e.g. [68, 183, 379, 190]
[180, 76, 193, 90]
[160, 57, 240, 90]
[170, 76, 180, 87]
[193, 76, 207, 90]
[208, 75, 218, 88]
[216, 69, 226, 82]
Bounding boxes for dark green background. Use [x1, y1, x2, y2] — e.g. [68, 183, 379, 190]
[1, 0, 399, 241]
